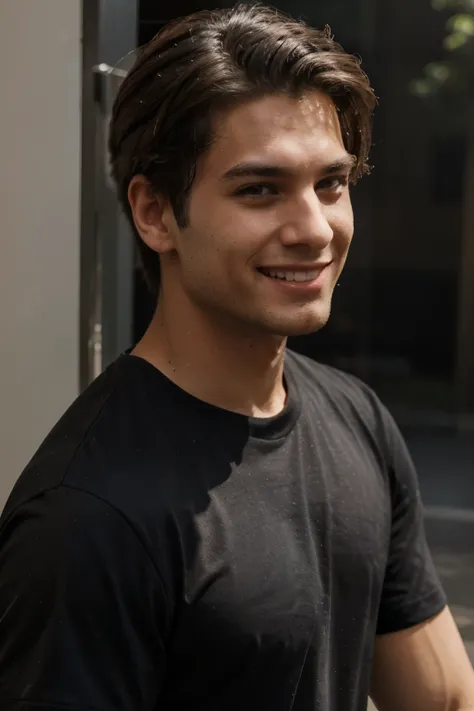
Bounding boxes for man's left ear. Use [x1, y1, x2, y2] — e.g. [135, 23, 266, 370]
[127, 174, 177, 255]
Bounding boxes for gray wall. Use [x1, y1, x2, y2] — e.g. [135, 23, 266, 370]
[0, 1, 82, 507]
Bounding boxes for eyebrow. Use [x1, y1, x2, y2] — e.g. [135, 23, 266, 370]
[220, 154, 356, 182]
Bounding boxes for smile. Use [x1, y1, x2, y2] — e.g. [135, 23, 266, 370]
[258, 268, 326, 283]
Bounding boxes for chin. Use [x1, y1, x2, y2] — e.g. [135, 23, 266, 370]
[278, 321, 329, 338]
[266, 307, 332, 338]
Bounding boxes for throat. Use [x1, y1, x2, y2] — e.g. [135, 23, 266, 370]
[133, 307, 288, 418]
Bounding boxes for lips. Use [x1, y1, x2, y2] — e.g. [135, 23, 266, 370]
[258, 266, 329, 283]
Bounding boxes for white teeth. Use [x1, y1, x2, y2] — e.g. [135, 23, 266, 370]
[264, 269, 320, 283]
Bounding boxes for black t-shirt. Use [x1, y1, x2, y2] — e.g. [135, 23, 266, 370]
[0, 350, 446, 711]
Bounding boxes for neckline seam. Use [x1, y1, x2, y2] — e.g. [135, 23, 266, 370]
[120, 351, 302, 436]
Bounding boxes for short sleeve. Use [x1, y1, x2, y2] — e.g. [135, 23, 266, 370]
[0, 486, 169, 711]
[376, 409, 447, 635]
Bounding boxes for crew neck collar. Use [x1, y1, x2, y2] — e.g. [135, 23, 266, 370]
[118, 349, 301, 442]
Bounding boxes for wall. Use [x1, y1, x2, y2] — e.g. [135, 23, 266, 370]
[0, 1, 82, 507]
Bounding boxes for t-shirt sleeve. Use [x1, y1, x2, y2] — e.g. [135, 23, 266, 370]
[0, 485, 169, 711]
[375, 406, 447, 635]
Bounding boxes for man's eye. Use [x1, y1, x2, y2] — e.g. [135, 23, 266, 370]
[235, 183, 277, 197]
[317, 175, 349, 191]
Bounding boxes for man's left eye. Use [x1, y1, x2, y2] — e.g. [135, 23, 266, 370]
[317, 176, 349, 191]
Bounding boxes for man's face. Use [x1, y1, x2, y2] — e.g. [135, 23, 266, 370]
[165, 91, 355, 338]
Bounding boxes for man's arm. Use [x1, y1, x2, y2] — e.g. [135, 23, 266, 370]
[0, 486, 168, 711]
[370, 606, 474, 711]
[358, 390, 474, 711]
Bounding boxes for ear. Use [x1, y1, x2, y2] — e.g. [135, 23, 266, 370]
[127, 175, 177, 254]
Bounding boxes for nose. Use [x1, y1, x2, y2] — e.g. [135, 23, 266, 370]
[279, 192, 334, 250]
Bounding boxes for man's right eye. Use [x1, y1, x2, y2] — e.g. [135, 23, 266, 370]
[234, 183, 277, 197]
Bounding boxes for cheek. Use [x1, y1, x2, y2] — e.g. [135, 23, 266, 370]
[178, 229, 240, 288]
[187, 189, 277, 268]
[330, 201, 354, 250]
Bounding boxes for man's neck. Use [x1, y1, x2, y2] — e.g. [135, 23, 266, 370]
[132, 298, 287, 418]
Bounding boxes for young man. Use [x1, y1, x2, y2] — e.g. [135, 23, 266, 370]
[1, 4, 473, 711]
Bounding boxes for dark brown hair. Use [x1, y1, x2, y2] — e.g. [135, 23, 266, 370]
[109, 3, 376, 293]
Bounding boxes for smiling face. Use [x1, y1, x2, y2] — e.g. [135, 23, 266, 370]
[137, 90, 355, 338]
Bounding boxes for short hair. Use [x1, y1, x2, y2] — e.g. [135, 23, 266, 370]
[109, 3, 377, 293]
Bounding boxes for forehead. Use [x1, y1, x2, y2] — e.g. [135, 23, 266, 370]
[199, 91, 346, 178]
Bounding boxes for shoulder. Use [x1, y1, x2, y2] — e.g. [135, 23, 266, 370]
[0, 484, 168, 608]
[286, 348, 385, 420]
[286, 349, 405, 465]
[1, 355, 183, 608]
[2, 358, 117, 516]
[1, 354, 172, 525]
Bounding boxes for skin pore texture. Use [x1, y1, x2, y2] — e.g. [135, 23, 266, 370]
[129, 90, 354, 418]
